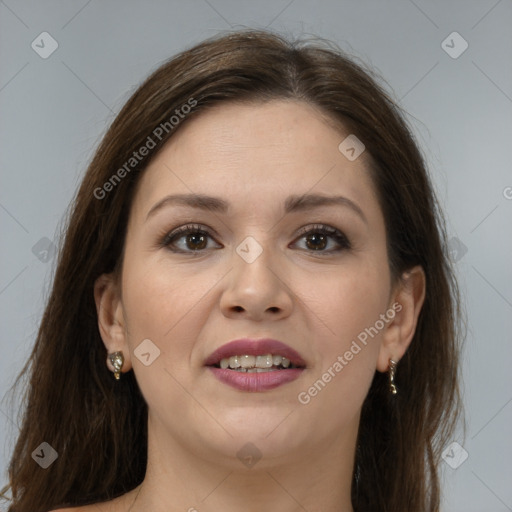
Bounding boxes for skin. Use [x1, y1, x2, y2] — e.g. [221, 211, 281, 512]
[60, 100, 425, 512]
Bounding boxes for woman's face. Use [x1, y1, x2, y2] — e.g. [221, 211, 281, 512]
[112, 100, 396, 466]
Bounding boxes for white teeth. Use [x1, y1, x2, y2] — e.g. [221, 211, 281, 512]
[229, 355, 241, 368]
[240, 355, 256, 368]
[256, 354, 273, 368]
[217, 353, 295, 370]
[273, 355, 283, 366]
[231, 367, 279, 373]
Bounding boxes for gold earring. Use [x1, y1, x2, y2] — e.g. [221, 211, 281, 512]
[108, 351, 124, 380]
[388, 358, 398, 395]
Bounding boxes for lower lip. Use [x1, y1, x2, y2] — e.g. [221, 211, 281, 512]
[207, 367, 304, 391]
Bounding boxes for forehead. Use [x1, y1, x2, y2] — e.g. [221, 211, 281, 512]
[131, 100, 379, 219]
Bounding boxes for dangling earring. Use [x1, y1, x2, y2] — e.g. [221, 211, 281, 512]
[108, 351, 124, 380]
[388, 358, 398, 395]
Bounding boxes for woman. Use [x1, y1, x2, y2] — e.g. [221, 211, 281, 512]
[2, 29, 463, 512]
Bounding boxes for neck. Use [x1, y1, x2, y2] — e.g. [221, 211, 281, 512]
[124, 412, 357, 512]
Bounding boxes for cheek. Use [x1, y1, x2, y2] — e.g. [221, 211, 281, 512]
[294, 258, 389, 416]
[302, 255, 390, 348]
[120, 254, 222, 367]
[119, 257, 207, 418]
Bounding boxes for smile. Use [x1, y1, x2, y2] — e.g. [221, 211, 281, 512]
[204, 338, 307, 392]
[215, 354, 299, 371]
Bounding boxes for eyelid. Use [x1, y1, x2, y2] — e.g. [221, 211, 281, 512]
[159, 223, 221, 249]
[160, 222, 351, 254]
[292, 223, 351, 252]
[294, 223, 345, 239]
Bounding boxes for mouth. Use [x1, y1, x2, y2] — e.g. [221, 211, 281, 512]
[204, 338, 306, 391]
[211, 353, 302, 372]
[204, 338, 307, 369]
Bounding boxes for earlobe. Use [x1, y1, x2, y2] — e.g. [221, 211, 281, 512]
[93, 273, 132, 373]
[376, 265, 426, 372]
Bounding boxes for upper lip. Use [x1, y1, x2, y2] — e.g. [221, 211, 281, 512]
[204, 338, 307, 368]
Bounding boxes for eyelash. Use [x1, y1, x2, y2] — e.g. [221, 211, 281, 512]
[159, 223, 351, 255]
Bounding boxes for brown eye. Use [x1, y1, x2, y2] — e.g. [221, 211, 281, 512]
[304, 232, 328, 251]
[184, 233, 208, 251]
[162, 225, 221, 253]
[293, 224, 351, 253]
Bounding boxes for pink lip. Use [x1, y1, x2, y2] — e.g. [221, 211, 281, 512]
[204, 338, 307, 392]
[207, 366, 304, 391]
[204, 338, 307, 368]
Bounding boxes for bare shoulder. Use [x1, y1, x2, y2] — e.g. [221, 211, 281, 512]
[49, 492, 136, 512]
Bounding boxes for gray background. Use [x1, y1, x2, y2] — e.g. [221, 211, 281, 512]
[1, 1, 511, 510]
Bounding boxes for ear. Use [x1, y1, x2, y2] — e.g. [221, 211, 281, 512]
[93, 273, 132, 375]
[376, 265, 426, 372]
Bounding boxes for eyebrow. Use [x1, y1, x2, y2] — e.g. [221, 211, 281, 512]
[145, 193, 367, 224]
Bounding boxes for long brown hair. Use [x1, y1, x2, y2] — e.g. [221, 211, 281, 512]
[2, 29, 464, 511]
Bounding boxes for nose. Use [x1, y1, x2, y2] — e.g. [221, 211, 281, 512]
[219, 240, 293, 321]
